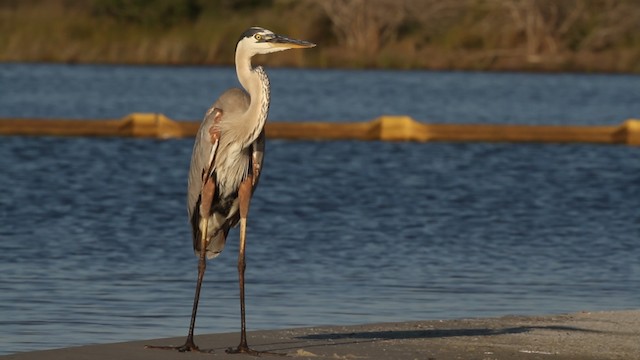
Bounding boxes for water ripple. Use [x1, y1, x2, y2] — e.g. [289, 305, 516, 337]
[1, 65, 639, 355]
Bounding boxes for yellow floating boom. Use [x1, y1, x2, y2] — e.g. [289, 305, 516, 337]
[0, 113, 638, 146]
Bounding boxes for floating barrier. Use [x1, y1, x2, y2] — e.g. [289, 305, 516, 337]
[0, 113, 638, 146]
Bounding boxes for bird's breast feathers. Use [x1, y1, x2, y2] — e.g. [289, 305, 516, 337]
[213, 140, 251, 197]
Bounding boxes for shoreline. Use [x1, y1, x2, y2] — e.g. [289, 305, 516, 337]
[3, 310, 638, 359]
[2, 60, 640, 76]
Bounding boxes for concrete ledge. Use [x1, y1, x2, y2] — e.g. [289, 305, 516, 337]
[1, 114, 639, 146]
[3, 310, 638, 359]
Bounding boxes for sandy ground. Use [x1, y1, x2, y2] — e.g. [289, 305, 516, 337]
[2, 310, 638, 360]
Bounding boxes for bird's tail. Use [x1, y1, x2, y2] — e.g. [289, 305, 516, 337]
[197, 231, 227, 259]
[191, 211, 233, 260]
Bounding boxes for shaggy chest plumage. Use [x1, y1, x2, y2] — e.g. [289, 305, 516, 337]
[213, 66, 269, 198]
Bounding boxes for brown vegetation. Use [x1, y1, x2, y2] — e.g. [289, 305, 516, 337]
[0, 0, 639, 72]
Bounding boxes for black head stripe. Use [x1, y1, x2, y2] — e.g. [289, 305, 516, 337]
[238, 27, 265, 43]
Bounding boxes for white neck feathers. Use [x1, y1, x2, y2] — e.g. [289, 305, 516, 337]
[235, 48, 270, 148]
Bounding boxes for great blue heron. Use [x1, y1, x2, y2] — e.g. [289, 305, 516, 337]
[147, 27, 315, 355]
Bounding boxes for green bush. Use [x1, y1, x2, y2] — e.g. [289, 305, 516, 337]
[91, 0, 201, 27]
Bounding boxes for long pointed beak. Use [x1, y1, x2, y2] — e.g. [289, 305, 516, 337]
[268, 34, 316, 49]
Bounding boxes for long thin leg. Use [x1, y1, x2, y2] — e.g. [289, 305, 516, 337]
[228, 218, 277, 355]
[146, 212, 210, 352]
[179, 216, 209, 351]
[226, 178, 284, 357]
[226, 176, 255, 354]
[228, 216, 253, 353]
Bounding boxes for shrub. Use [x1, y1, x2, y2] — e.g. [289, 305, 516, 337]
[91, 0, 201, 27]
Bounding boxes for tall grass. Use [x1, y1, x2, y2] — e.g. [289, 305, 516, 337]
[0, 0, 638, 72]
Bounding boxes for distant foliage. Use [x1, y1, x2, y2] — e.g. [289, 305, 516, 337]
[313, 0, 406, 56]
[2, 0, 639, 71]
[91, 0, 202, 27]
[215, 0, 273, 11]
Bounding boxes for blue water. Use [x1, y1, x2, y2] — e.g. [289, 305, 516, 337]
[0, 63, 639, 355]
[2, 63, 640, 124]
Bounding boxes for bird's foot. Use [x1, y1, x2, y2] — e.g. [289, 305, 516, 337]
[145, 340, 212, 353]
[226, 344, 286, 357]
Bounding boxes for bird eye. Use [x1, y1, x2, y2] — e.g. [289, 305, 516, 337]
[254, 34, 262, 41]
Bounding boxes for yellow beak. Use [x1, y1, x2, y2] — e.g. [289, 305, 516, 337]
[267, 35, 316, 49]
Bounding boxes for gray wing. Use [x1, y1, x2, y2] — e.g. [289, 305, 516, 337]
[187, 88, 254, 257]
[188, 88, 250, 220]
[187, 106, 223, 255]
[187, 106, 220, 221]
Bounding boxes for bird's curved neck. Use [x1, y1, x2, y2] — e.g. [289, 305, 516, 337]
[236, 50, 270, 147]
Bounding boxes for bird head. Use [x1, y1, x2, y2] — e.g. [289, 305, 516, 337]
[236, 27, 316, 57]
